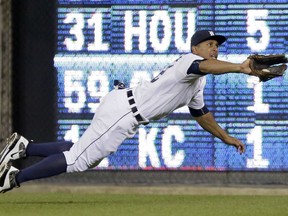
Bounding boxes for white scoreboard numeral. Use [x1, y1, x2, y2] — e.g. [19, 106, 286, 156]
[64, 125, 80, 143]
[87, 12, 109, 51]
[64, 12, 85, 51]
[87, 71, 109, 112]
[246, 9, 270, 52]
[246, 126, 269, 168]
[64, 70, 86, 113]
[247, 76, 269, 113]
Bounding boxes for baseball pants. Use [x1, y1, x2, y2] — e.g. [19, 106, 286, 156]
[63, 89, 140, 172]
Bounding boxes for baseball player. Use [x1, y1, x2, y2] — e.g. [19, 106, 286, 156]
[0, 30, 252, 193]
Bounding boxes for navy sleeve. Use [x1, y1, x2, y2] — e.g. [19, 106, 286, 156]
[189, 105, 209, 117]
[187, 59, 207, 75]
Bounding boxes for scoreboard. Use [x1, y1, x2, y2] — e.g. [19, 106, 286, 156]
[54, 0, 288, 171]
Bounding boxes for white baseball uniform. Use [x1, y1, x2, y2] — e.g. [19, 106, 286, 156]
[64, 53, 207, 172]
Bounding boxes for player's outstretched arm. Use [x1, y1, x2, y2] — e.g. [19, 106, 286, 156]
[199, 59, 251, 75]
[193, 112, 245, 154]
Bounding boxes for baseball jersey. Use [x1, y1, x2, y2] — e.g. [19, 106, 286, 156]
[133, 53, 207, 121]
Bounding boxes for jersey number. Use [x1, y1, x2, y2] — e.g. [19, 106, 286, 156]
[150, 55, 183, 83]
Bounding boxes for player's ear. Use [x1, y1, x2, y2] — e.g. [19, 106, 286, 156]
[191, 45, 198, 54]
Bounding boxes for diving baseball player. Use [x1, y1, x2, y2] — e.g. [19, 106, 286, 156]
[0, 30, 252, 193]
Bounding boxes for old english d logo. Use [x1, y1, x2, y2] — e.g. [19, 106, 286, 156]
[209, 31, 215, 36]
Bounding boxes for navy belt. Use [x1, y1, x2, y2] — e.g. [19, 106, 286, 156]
[127, 90, 148, 125]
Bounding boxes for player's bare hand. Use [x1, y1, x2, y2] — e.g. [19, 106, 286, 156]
[223, 136, 245, 154]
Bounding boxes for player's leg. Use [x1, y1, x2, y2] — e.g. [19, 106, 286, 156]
[0, 152, 67, 193]
[0, 134, 73, 193]
[0, 117, 134, 193]
[0, 117, 135, 192]
[0, 90, 138, 193]
[0, 132, 73, 165]
[15, 114, 134, 182]
[27, 141, 73, 157]
[16, 152, 67, 185]
[64, 90, 138, 172]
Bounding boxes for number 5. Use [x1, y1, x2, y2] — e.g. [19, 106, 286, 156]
[246, 9, 270, 52]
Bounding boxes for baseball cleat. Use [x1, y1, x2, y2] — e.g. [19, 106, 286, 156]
[0, 132, 29, 165]
[0, 163, 19, 193]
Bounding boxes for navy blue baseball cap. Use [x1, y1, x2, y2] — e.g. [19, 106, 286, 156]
[191, 30, 227, 46]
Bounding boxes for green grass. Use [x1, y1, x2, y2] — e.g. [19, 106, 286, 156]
[0, 192, 288, 216]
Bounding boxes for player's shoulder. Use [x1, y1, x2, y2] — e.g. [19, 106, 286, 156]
[179, 53, 204, 63]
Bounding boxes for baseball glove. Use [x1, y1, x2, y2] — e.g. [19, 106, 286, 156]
[248, 54, 288, 82]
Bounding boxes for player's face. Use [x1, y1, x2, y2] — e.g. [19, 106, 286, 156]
[192, 40, 219, 60]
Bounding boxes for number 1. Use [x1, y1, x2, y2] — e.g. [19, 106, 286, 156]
[246, 126, 269, 168]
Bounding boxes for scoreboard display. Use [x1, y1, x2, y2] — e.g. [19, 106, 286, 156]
[54, 0, 288, 171]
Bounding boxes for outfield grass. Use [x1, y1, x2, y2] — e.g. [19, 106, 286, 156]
[0, 191, 288, 216]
